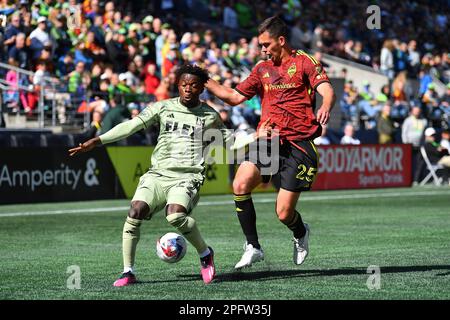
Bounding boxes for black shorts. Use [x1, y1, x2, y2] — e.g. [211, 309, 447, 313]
[244, 138, 319, 192]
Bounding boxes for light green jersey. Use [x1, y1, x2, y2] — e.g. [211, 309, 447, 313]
[99, 98, 232, 181]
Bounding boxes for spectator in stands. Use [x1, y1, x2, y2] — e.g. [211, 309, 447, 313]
[377, 104, 395, 144]
[155, 23, 170, 69]
[3, 13, 21, 52]
[99, 95, 130, 134]
[120, 62, 140, 92]
[402, 105, 428, 184]
[28, 59, 49, 112]
[154, 76, 170, 101]
[68, 61, 85, 102]
[220, 43, 238, 70]
[143, 62, 160, 95]
[377, 84, 391, 102]
[380, 39, 395, 80]
[340, 81, 358, 128]
[8, 33, 29, 70]
[50, 14, 71, 58]
[105, 29, 128, 73]
[440, 84, 450, 128]
[422, 83, 443, 128]
[418, 67, 433, 98]
[56, 52, 75, 80]
[223, 0, 239, 30]
[358, 81, 379, 129]
[441, 130, 450, 151]
[407, 40, 420, 77]
[340, 123, 361, 145]
[402, 106, 427, 147]
[3, 58, 20, 112]
[394, 42, 409, 74]
[29, 16, 51, 61]
[391, 71, 410, 124]
[314, 124, 330, 145]
[84, 30, 106, 62]
[162, 44, 179, 78]
[423, 127, 450, 185]
[290, 21, 312, 50]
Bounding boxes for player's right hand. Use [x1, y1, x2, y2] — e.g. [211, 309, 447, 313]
[68, 137, 100, 156]
[256, 118, 277, 139]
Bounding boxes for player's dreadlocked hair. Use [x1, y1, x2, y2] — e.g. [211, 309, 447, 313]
[175, 64, 209, 85]
[258, 15, 288, 39]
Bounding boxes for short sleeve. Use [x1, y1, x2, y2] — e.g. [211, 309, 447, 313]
[137, 102, 162, 128]
[302, 55, 330, 90]
[235, 65, 262, 99]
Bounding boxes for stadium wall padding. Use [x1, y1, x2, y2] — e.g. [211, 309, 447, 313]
[0, 144, 411, 205]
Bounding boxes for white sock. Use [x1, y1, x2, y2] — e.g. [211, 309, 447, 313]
[123, 266, 134, 274]
[199, 248, 211, 258]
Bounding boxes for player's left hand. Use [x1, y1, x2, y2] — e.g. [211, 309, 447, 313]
[316, 106, 330, 125]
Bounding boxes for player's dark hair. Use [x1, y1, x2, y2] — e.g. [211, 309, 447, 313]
[258, 16, 288, 39]
[175, 64, 209, 85]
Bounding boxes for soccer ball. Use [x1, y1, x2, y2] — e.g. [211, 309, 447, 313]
[156, 232, 187, 263]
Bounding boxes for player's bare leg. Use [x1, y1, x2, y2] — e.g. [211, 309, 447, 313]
[276, 189, 309, 265]
[113, 200, 150, 287]
[166, 204, 215, 284]
[233, 161, 265, 270]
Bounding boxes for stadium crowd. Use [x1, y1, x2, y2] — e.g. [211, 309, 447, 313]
[0, 0, 449, 144]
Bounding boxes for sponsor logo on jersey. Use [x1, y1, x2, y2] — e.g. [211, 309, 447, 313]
[266, 83, 298, 91]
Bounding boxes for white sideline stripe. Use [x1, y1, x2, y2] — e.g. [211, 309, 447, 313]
[0, 190, 449, 218]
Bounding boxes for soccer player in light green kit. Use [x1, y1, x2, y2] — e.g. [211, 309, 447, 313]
[69, 65, 269, 286]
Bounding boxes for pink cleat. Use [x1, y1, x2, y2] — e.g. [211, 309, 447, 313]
[200, 247, 216, 284]
[113, 272, 137, 287]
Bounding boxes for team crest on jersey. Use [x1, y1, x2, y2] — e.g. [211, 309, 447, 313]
[288, 63, 296, 78]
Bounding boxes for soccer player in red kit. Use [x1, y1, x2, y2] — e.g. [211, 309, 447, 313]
[205, 16, 336, 269]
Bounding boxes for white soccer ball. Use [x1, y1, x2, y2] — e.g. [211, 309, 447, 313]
[156, 232, 187, 263]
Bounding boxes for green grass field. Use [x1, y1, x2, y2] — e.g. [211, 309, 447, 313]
[0, 186, 449, 300]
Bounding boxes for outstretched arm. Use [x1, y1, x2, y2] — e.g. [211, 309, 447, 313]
[205, 78, 247, 106]
[68, 116, 146, 157]
[315, 82, 336, 125]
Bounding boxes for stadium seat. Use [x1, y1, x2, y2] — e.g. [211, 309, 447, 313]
[419, 146, 444, 186]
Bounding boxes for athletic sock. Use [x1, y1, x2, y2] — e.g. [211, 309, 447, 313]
[283, 210, 306, 239]
[199, 247, 211, 258]
[234, 193, 260, 249]
[122, 217, 142, 273]
[166, 212, 208, 254]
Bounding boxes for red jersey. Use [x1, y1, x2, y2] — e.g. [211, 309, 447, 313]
[235, 50, 330, 141]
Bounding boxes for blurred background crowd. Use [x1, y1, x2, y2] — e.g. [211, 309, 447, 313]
[0, 0, 449, 145]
